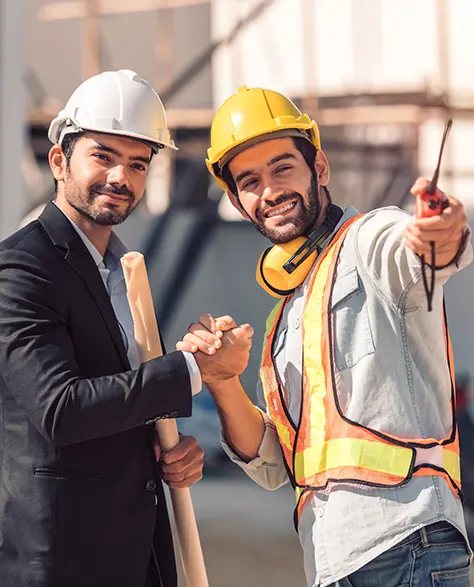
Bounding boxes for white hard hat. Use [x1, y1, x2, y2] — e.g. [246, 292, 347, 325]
[48, 69, 177, 153]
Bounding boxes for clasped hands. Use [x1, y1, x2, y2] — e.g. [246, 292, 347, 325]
[155, 315, 252, 489]
[176, 313, 254, 385]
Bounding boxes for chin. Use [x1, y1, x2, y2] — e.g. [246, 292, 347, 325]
[268, 226, 304, 244]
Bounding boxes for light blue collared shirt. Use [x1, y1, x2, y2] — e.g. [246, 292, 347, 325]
[55, 203, 201, 393]
[223, 205, 473, 587]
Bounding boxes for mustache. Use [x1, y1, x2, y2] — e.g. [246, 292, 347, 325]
[91, 184, 135, 200]
[257, 193, 301, 220]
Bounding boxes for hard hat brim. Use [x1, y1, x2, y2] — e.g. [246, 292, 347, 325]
[48, 117, 178, 153]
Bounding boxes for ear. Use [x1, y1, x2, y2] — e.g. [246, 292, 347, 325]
[315, 149, 330, 186]
[226, 189, 251, 220]
[49, 144, 67, 184]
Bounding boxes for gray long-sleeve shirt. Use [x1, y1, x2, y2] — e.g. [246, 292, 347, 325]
[223, 206, 473, 587]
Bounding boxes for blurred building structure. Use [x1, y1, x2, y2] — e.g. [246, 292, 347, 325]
[2, 0, 474, 455]
[18, 0, 474, 215]
[0, 0, 27, 237]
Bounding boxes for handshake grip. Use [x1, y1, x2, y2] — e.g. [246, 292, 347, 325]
[179, 317, 254, 384]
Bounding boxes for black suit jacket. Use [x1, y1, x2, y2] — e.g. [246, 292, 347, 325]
[0, 203, 192, 587]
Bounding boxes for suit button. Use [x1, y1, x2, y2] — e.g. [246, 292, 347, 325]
[170, 411, 178, 418]
[145, 480, 156, 492]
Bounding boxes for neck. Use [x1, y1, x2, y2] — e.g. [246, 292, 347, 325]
[309, 186, 331, 232]
[55, 197, 112, 257]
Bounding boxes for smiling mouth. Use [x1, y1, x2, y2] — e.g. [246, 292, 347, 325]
[95, 191, 131, 203]
[265, 201, 297, 219]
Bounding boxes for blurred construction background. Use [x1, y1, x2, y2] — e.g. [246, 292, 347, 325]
[2, 1, 474, 585]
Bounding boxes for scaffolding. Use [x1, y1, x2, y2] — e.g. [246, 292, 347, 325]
[25, 0, 474, 217]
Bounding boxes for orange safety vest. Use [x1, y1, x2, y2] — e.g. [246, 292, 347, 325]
[260, 216, 461, 525]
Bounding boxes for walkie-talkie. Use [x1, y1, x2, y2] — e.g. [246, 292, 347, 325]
[416, 118, 452, 311]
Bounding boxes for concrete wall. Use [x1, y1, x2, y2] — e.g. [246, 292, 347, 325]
[0, 0, 27, 239]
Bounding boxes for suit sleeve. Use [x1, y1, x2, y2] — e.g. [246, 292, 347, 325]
[0, 249, 192, 446]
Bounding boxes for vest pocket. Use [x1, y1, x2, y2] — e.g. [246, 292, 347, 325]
[331, 266, 375, 371]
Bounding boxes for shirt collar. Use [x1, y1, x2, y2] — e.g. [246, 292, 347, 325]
[323, 205, 360, 251]
[53, 201, 128, 268]
[336, 205, 360, 229]
[297, 205, 360, 293]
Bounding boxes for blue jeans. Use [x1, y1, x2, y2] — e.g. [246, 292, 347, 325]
[332, 521, 471, 587]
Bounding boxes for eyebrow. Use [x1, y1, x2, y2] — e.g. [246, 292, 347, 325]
[235, 152, 297, 185]
[91, 142, 152, 165]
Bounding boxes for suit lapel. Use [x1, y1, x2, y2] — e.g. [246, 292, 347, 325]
[39, 202, 130, 370]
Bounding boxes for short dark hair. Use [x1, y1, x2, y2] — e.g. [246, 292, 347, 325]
[221, 135, 318, 198]
[53, 132, 84, 192]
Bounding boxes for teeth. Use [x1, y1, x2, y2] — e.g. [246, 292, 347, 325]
[266, 202, 295, 218]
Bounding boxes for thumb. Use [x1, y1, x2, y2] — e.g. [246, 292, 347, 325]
[215, 315, 239, 331]
[410, 177, 431, 196]
[237, 323, 254, 338]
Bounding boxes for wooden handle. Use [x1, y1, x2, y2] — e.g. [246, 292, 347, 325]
[121, 251, 209, 587]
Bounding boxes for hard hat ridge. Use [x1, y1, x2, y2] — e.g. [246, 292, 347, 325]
[48, 69, 176, 153]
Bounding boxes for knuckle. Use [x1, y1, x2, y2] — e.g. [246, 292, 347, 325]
[198, 314, 209, 325]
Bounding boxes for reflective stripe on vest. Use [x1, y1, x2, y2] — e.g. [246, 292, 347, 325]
[260, 216, 461, 524]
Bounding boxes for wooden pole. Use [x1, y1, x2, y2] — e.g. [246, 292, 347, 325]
[121, 251, 209, 587]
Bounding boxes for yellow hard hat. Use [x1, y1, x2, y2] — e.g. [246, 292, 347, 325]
[206, 85, 321, 190]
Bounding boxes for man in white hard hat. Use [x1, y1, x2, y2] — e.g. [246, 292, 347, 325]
[0, 70, 253, 587]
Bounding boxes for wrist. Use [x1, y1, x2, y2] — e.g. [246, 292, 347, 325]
[207, 376, 240, 394]
[435, 228, 469, 269]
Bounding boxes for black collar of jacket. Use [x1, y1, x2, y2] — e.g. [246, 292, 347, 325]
[39, 201, 131, 370]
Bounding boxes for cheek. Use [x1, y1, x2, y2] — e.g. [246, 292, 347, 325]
[73, 162, 103, 188]
[130, 175, 147, 198]
[238, 193, 259, 219]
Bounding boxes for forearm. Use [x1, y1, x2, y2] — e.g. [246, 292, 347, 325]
[207, 376, 265, 462]
[0, 250, 193, 445]
[355, 208, 473, 306]
[2, 350, 192, 446]
[48, 352, 192, 445]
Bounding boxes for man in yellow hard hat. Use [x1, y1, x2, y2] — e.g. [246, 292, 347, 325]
[178, 86, 473, 586]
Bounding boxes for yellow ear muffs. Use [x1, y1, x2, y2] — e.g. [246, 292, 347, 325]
[256, 239, 318, 298]
[255, 203, 344, 298]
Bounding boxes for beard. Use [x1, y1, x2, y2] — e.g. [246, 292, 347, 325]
[64, 172, 137, 226]
[250, 171, 320, 244]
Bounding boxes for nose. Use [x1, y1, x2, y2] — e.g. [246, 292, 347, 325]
[261, 183, 280, 204]
[107, 164, 130, 189]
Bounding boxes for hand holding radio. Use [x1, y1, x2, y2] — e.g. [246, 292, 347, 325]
[402, 119, 466, 311]
[404, 177, 466, 311]
[404, 179, 465, 261]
